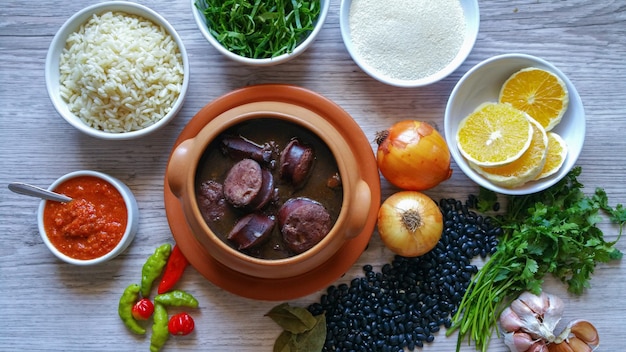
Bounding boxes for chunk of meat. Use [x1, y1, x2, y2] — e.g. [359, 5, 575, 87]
[220, 135, 273, 165]
[197, 180, 227, 222]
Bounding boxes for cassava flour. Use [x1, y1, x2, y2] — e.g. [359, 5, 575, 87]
[349, 0, 465, 81]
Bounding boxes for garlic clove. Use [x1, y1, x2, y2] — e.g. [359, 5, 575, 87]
[518, 291, 550, 315]
[510, 298, 556, 341]
[500, 306, 526, 333]
[547, 342, 575, 352]
[504, 331, 537, 351]
[542, 293, 565, 332]
[527, 341, 549, 352]
[567, 320, 599, 346]
[566, 337, 593, 352]
[510, 299, 541, 322]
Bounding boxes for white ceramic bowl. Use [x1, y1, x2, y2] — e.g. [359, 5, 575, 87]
[45, 1, 189, 140]
[192, 0, 329, 66]
[340, 0, 479, 87]
[37, 170, 139, 265]
[444, 53, 585, 195]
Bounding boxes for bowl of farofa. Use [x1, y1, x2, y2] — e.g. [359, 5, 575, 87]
[45, 2, 189, 140]
[192, 0, 330, 66]
[340, 0, 479, 87]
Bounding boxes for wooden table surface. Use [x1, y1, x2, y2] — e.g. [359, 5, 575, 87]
[1, 0, 625, 351]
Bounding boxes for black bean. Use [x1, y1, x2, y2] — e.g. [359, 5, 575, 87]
[414, 332, 427, 341]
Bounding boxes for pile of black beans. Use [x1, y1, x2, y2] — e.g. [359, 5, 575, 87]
[307, 197, 502, 352]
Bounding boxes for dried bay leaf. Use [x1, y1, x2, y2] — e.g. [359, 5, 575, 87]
[273, 331, 296, 352]
[293, 314, 326, 352]
[268, 303, 327, 352]
[266, 303, 317, 334]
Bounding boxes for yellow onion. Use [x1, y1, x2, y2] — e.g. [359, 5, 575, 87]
[377, 191, 443, 257]
[376, 120, 452, 191]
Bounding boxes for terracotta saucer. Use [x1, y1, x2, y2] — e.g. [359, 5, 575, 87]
[163, 84, 381, 301]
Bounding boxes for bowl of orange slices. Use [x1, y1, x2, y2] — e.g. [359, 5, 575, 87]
[444, 53, 585, 195]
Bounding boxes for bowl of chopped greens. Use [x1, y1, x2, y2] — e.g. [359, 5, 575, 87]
[192, 0, 329, 66]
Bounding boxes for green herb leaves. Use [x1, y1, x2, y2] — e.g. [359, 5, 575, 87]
[195, 0, 321, 59]
[266, 303, 326, 352]
[448, 166, 625, 352]
[498, 166, 624, 295]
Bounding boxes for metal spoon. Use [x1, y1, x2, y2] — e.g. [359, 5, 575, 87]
[8, 182, 73, 203]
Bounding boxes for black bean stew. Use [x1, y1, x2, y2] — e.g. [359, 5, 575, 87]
[195, 119, 343, 260]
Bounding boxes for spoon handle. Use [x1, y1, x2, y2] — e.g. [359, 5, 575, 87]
[8, 182, 73, 203]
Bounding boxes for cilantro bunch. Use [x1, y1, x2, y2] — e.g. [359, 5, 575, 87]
[448, 167, 625, 352]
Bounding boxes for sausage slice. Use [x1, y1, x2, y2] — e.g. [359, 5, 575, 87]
[248, 168, 275, 211]
[228, 213, 276, 250]
[223, 159, 264, 208]
[279, 139, 315, 187]
[278, 197, 332, 254]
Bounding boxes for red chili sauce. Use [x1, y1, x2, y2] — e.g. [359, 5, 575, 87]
[43, 176, 127, 260]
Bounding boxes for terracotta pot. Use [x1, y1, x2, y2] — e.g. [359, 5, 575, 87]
[167, 100, 374, 279]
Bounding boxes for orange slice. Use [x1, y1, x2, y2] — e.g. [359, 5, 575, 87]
[470, 117, 548, 188]
[456, 102, 533, 167]
[499, 67, 569, 131]
[535, 131, 568, 180]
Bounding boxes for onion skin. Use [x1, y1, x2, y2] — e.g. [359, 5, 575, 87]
[377, 191, 443, 257]
[376, 120, 452, 191]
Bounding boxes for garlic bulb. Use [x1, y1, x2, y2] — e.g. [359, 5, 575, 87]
[499, 292, 599, 352]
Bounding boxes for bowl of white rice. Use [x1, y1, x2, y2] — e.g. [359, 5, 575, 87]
[339, 0, 479, 87]
[45, 1, 189, 140]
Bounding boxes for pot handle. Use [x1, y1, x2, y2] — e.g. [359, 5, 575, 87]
[344, 179, 372, 239]
[167, 138, 195, 198]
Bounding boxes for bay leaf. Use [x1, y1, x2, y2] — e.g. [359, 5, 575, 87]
[266, 303, 317, 334]
[273, 330, 296, 352]
[292, 314, 326, 352]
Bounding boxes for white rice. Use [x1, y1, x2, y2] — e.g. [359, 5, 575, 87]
[59, 11, 184, 133]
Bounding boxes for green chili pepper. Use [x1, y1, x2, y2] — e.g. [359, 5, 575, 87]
[154, 289, 199, 308]
[150, 303, 169, 352]
[118, 284, 146, 335]
[141, 243, 172, 297]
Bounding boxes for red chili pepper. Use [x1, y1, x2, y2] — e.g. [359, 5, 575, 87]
[157, 244, 189, 294]
[168, 312, 195, 336]
[131, 298, 154, 321]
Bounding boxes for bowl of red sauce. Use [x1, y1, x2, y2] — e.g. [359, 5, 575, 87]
[37, 170, 139, 265]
